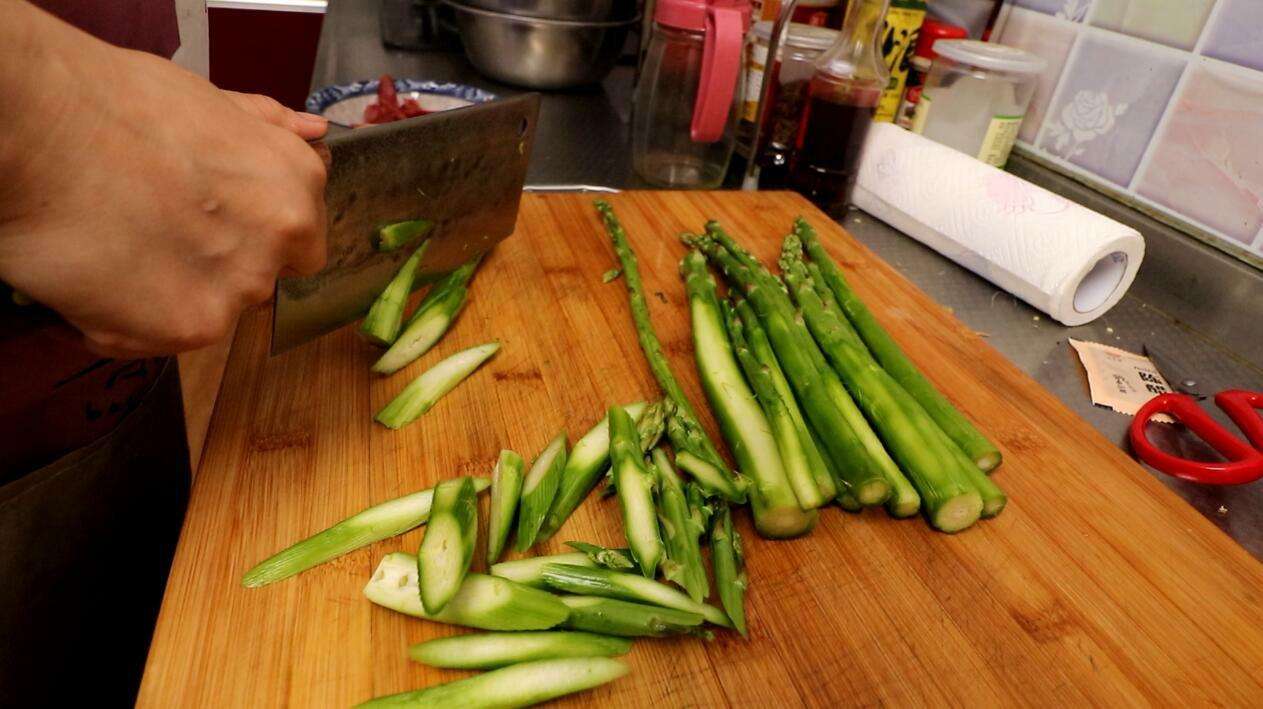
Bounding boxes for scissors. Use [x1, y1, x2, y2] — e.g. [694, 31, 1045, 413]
[1129, 380, 1263, 486]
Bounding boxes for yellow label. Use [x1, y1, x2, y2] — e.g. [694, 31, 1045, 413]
[874, 6, 927, 123]
[910, 93, 931, 134]
[977, 114, 1024, 167]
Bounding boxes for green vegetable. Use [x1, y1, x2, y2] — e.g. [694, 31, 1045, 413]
[709, 503, 748, 637]
[365, 552, 569, 631]
[596, 200, 744, 502]
[796, 218, 1001, 472]
[559, 595, 707, 638]
[515, 432, 567, 552]
[375, 342, 500, 429]
[565, 541, 638, 571]
[408, 631, 631, 670]
[538, 401, 651, 543]
[486, 450, 524, 565]
[242, 478, 489, 588]
[650, 448, 709, 602]
[490, 552, 595, 589]
[417, 477, 478, 614]
[373, 255, 483, 375]
[357, 657, 629, 708]
[541, 563, 730, 628]
[602, 268, 622, 283]
[608, 406, 664, 577]
[376, 219, 433, 252]
[362, 242, 429, 346]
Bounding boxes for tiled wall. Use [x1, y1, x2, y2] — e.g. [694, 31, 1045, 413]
[996, 0, 1263, 267]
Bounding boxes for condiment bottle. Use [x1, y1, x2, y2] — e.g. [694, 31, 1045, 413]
[789, 0, 890, 212]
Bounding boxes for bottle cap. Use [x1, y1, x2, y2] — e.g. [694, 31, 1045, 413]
[914, 19, 968, 60]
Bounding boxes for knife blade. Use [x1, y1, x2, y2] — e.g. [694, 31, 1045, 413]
[271, 93, 540, 354]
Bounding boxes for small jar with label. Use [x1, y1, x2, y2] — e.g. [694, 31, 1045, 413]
[911, 40, 1045, 168]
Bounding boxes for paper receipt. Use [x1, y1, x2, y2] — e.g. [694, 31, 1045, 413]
[1068, 338, 1173, 418]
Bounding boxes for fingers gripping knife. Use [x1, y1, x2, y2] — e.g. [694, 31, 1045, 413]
[270, 93, 541, 354]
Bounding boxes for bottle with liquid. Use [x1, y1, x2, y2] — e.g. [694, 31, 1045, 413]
[789, 0, 890, 213]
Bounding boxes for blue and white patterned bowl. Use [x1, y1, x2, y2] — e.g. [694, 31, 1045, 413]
[306, 78, 497, 127]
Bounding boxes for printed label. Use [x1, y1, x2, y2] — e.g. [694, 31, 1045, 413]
[874, 6, 927, 123]
[743, 42, 768, 123]
[1068, 339, 1173, 420]
[977, 114, 1024, 167]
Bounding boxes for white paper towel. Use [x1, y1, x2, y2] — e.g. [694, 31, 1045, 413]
[852, 123, 1144, 326]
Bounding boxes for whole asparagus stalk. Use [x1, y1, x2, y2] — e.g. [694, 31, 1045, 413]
[595, 200, 745, 501]
[609, 405, 664, 577]
[781, 237, 980, 532]
[649, 448, 709, 602]
[679, 249, 815, 536]
[690, 229, 890, 506]
[796, 218, 1002, 472]
[361, 241, 429, 346]
[373, 254, 483, 375]
[709, 503, 748, 637]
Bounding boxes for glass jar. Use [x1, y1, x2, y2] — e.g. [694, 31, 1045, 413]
[911, 39, 1046, 167]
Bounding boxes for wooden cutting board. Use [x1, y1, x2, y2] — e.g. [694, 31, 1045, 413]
[138, 191, 1263, 707]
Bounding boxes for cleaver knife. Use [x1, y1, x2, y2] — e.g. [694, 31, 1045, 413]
[271, 93, 540, 354]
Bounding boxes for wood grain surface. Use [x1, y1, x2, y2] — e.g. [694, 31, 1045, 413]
[139, 191, 1263, 707]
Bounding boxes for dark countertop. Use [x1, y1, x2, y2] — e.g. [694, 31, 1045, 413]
[314, 1, 1263, 556]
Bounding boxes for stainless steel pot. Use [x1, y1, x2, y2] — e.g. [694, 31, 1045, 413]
[444, 1, 639, 90]
[457, 0, 638, 22]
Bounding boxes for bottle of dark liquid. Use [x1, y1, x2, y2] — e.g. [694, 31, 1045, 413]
[790, 0, 890, 213]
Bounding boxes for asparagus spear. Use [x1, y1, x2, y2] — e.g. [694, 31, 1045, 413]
[595, 200, 745, 501]
[408, 631, 631, 670]
[608, 406, 664, 577]
[709, 503, 748, 637]
[242, 478, 490, 588]
[486, 450, 524, 565]
[565, 541, 638, 571]
[362, 241, 430, 346]
[376, 218, 433, 252]
[560, 595, 708, 638]
[796, 218, 1002, 472]
[357, 657, 629, 708]
[365, 553, 569, 631]
[691, 230, 890, 505]
[723, 298, 826, 510]
[679, 249, 816, 537]
[537, 401, 651, 543]
[375, 342, 500, 429]
[541, 563, 730, 628]
[515, 432, 568, 552]
[780, 238, 980, 532]
[373, 255, 483, 375]
[418, 477, 479, 613]
[490, 552, 596, 589]
[650, 448, 709, 602]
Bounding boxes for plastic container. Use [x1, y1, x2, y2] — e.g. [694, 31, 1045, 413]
[632, 0, 750, 188]
[895, 19, 968, 128]
[910, 39, 1045, 168]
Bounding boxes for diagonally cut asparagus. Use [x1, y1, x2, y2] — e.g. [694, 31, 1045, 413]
[362, 241, 430, 346]
[709, 503, 748, 637]
[417, 476, 478, 614]
[515, 432, 568, 552]
[356, 657, 629, 708]
[608, 406, 664, 577]
[375, 341, 500, 429]
[796, 218, 1002, 472]
[407, 631, 631, 670]
[242, 478, 489, 588]
[376, 218, 433, 252]
[541, 563, 731, 628]
[373, 255, 483, 375]
[490, 552, 595, 589]
[559, 595, 707, 638]
[565, 541, 638, 572]
[650, 448, 709, 602]
[486, 450, 524, 565]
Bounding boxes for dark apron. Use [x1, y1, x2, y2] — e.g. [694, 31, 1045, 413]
[0, 360, 190, 706]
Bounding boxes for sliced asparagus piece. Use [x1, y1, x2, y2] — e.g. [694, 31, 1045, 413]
[649, 449, 709, 602]
[490, 552, 595, 589]
[560, 595, 707, 638]
[541, 563, 730, 628]
[362, 242, 429, 346]
[357, 657, 629, 708]
[417, 477, 478, 614]
[408, 631, 631, 670]
[709, 503, 748, 637]
[365, 553, 569, 630]
[515, 432, 568, 552]
[373, 255, 483, 375]
[242, 478, 489, 588]
[609, 406, 664, 577]
[376, 218, 433, 252]
[596, 200, 744, 501]
[537, 401, 651, 543]
[796, 218, 1002, 472]
[565, 541, 638, 571]
[375, 342, 500, 429]
[486, 450, 524, 565]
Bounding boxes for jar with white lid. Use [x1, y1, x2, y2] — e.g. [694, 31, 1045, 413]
[911, 39, 1046, 168]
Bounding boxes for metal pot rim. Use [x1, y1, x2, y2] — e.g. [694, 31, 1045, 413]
[442, 0, 641, 28]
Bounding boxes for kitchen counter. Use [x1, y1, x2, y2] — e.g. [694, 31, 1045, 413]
[313, 2, 1263, 554]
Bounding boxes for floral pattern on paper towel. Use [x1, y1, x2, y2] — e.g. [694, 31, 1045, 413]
[1043, 90, 1128, 159]
[984, 173, 1071, 215]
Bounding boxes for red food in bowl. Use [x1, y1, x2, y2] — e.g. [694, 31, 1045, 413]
[361, 74, 430, 125]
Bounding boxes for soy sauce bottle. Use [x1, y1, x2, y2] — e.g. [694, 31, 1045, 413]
[790, 0, 890, 213]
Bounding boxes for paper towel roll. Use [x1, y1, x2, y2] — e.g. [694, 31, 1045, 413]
[852, 123, 1144, 326]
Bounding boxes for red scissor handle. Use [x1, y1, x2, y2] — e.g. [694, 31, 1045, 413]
[1128, 390, 1263, 485]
